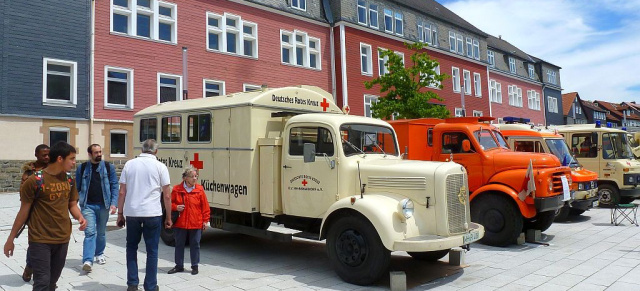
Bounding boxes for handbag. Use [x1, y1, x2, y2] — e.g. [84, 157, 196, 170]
[171, 192, 185, 224]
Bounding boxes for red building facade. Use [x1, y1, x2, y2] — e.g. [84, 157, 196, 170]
[488, 71, 545, 125]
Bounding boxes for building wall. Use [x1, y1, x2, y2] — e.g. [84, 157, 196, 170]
[0, 0, 90, 119]
[565, 97, 587, 124]
[543, 87, 563, 125]
[488, 71, 545, 125]
[245, 0, 327, 22]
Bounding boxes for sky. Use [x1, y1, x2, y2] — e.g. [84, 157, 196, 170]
[437, 0, 640, 103]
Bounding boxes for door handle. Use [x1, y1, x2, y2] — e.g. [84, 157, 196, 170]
[283, 165, 292, 169]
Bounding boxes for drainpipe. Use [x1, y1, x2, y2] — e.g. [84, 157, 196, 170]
[321, 0, 337, 100]
[487, 66, 492, 120]
[89, 0, 96, 145]
[339, 24, 348, 108]
[541, 83, 546, 125]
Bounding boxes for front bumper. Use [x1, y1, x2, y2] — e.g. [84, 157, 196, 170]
[620, 187, 640, 198]
[569, 195, 599, 211]
[573, 188, 598, 200]
[393, 223, 485, 252]
[535, 195, 564, 212]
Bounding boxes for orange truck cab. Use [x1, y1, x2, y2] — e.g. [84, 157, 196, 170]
[496, 123, 599, 221]
[389, 117, 571, 246]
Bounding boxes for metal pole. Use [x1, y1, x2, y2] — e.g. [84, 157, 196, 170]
[182, 47, 188, 100]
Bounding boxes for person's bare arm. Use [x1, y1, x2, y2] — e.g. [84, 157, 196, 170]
[117, 183, 127, 227]
[68, 200, 87, 231]
[4, 201, 32, 257]
[163, 184, 172, 228]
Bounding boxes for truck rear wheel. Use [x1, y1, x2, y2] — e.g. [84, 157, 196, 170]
[408, 249, 450, 261]
[326, 216, 390, 286]
[160, 207, 175, 247]
[524, 210, 555, 232]
[598, 184, 620, 206]
[471, 195, 522, 247]
[554, 206, 571, 222]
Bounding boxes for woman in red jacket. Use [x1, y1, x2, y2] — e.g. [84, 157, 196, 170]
[168, 166, 210, 275]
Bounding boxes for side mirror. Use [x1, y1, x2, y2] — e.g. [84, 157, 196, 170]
[303, 143, 316, 163]
[462, 140, 471, 152]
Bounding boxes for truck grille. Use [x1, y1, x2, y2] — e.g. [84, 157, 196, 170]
[446, 173, 467, 234]
[551, 172, 566, 196]
[367, 177, 427, 190]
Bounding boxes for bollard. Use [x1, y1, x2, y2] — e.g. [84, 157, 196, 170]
[390, 271, 407, 291]
[516, 232, 526, 245]
[448, 247, 465, 266]
[525, 229, 541, 242]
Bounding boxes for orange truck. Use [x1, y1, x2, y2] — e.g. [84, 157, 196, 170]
[389, 117, 571, 246]
[496, 123, 599, 221]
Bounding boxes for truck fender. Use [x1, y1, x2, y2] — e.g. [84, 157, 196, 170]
[470, 184, 536, 219]
[320, 194, 407, 251]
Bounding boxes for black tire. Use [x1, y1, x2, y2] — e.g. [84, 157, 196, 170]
[408, 249, 450, 262]
[569, 208, 586, 216]
[326, 215, 390, 286]
[160, 207, 176, 247]
[471, 195, 523, 247]
[554, 206, 571, 222]
[620, 197, 636, 204]
[598, 184, 620, 206]
[524, 210, 556, 232]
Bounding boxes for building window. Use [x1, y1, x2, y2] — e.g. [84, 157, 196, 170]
[527, 90, 540, 110]
[455, 108, 464, 117]
[187, 113, 212, 142]
[575, 104, 582, 114]
[547, 69, 557, 84]
[489, 80, 502, 103]
[369, 4, 378, 28]
[548, 96, 558, 113]
[488, 50, 495, 67]
[161, 115, 181, 143]
[473, 73, 481, 97]
[426, 65, 441, 88]
[528, 64, 535, 79]
[456, 35, 463, 55]
[452, 67, 460, 93]
[281, 30, 321, 70]
[357, 0, 367, 25]
[394, 12, 403, 35]
[463, 70, 471, 95]
[139, 118, 157, 141]
[110, 130, 127, 157]
[203, 79, 225, 97]
[449, 31, 456, 52]
[364, 95, 379, 117]
[206, 12, 258, 58]
[243, 84, 261, 92]
[50, 127, 70, 145]
[105, 66, 133, 109]
[43, 58, 77, 106]
[157, 73, 182, 103]
[466, 37, 472, 58]
[472, 39, 480, 60]
[384, 9, 393, 33]
[395, 51, 405, 66]
[360, 43, 372, 75]
[111, 0, 177, 43]
[508, 85, 522, 107]
[418, 22, 438, 47]
[509, 57, 516, 73]
[473, 110, 482, 117]
[291, 0, 306, 11]
[378, 48, 388, 76]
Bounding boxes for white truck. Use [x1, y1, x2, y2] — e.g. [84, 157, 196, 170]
[133, 86, 484, 285]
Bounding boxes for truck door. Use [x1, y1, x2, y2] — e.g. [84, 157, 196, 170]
[211, 109, 231, 206]
[282, 125, 338, 218]
[438, 131, 483, 191]
[569, 132, 600, 177]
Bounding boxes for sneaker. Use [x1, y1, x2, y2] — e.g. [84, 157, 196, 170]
[191, 266, 198, 275]
[95, 255, 106, 265]
[22, 266, 32, 282]
[82, 261, 92, 272]
[126, 285, 139, 291]
[167, 266, 184, 274]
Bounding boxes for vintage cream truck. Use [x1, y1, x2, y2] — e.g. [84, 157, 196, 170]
[132, 86, 484, 285]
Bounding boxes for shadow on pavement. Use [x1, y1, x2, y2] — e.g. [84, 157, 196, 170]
[0, 273, 30, 288]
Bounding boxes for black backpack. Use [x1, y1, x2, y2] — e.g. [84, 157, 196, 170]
[77, 161, 111, 192]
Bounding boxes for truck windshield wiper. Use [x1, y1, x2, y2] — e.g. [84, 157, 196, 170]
[365, 134, 387, 157]
[343, 139, 366, 156]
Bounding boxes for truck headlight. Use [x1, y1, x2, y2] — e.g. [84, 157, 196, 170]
[399, 198, 414, 219]
[578, 183, 584, 190]
[567, 175, 572, 186]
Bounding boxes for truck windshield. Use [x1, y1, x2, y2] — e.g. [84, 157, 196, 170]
[545, 138, 579, 167]
[494, 131, 509, 149]
[474, 129, 499, 150]
[603, 132, 634, 159]
[340, 124, 398, 156]
[628, 134, 639, 147]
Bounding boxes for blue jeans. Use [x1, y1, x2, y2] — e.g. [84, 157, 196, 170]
[126, 216, 161, 291]
[82, 204, 109, 264]
[173, 228, 202, 268]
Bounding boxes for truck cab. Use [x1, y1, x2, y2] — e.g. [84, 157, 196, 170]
[496, 124, 599, 220]
[389, 117, 571, 246]
[555, 124, 640, 205]
[133, 86, 484, 285]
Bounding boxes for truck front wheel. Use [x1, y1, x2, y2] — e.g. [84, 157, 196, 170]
[598, 184, 620, 206]
[326, 216, 390, 286]
[471, 195, 522, 247]
[524, 210, 555, 232]
[408, 249, 450, 261]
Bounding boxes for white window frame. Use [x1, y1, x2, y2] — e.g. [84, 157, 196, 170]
[425, 65, 441, 89]
[547, 96, 558, 113]
[364, 94, 379, 118]
[157, 73, 183, 104]
[527, 90, 540, 110]
[452, 67, 461, 93]
[395, 51, 405, 66]
[49, 127, 70, 144]
[473, 110, 482, 117]
[473, 73, 482, 97]
[508, 85, 515, 106]
[449, 31, 456, 52]
[369, 3, 378, 28]
[206, 12, 258, 59]
[243, 83, 261, 92]
[528, 64, 535, 79]
[509, 57, 516, 73]
[472, 39, 480, 60]
[360, 43, 373, 76]
[455, 107, 464, 117]
[456, 35, 464, 55]
[280, 29, 321, 70]
[488, 50, 495, 67]
[42, 58, 77, 107]
[517, 87, 523, 107]
[109, 129, 128, 158]
[394, 12, 403, 35]
[576, 104, 582, 114]
[357, 0, 367, 25]
[463, 70, 471, 95]
[384, 9, 393, 33]
[203, 79, 225, 97]
[291, 0, 306, 11]
[104, 66, 134, 109]
[466, 37, 472, 58]
[378, 47, 388, 76]
[110, 0, 178, 44]
[418, 22, 438, 47]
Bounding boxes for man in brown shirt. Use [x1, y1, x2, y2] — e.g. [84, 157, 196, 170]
[4, 141, 87, 291]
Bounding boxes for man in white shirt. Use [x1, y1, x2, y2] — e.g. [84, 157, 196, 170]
[117, 139, 172, 291]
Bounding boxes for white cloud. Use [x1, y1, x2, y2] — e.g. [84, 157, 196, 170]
[441, 0, 640, 103]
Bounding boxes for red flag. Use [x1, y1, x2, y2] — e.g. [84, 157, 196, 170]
[518, 159, 536, 201]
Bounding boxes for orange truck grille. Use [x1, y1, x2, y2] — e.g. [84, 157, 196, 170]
[551, 171, 568, 196]
[446, 173, 467, 234]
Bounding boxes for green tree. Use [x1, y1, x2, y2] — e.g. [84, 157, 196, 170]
[364, 42, 450, 119]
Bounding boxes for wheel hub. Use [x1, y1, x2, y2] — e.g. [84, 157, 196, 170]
[484, 209, 505, 233]
[600, 190, 612, 203]
[335, 230, 368, 267]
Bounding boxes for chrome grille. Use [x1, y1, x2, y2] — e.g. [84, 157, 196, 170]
[367, 177, 427, 190]
[446, 173, 467, 234]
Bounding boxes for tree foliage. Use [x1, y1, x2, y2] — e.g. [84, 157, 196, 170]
[364, 42, 450, 119]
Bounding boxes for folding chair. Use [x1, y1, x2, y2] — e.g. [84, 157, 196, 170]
[610, 203, 639, 226]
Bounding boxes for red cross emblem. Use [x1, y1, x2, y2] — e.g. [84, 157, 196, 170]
[190, 153, 203, 170]
[302, 179, 308, 186]
[320, 98, 329, 112]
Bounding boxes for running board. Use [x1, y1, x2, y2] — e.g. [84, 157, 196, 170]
[222, 222, 292, 242]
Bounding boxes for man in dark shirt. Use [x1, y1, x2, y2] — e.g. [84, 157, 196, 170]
[75, 144, 119, 273]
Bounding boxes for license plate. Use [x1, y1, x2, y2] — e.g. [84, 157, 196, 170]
[561, 176, 570, 201]
[592, 200, 599, 208]
[463, 230, 480, 244]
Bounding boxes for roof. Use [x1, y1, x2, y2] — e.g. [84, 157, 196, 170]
[594, 100, 625, 121]
[553, 124, 627, 134]
[393, 0, 487, 37]
[580, 100, 606, 113]
[562, 92, 578, 116]
[495, 124, 562, 138]
[529, 55, 562, 69]
[487, 35, 534, 62]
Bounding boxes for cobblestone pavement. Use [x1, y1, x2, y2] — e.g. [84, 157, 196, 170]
[1, 192, 639, 290]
